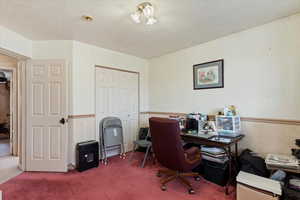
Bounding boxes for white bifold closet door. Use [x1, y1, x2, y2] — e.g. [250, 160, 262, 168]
[95, 67, 139, 154]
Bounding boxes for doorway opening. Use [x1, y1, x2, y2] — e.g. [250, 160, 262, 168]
[0, 70, 12, 157]
[0, 64, 21, 184]
[0, 53, 24, 183]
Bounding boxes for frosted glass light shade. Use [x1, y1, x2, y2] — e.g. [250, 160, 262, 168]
[131, 2, 157, 25]
[131, 12, 141, 23]
[146, 17, 157, 25]
[143, 5, 154, 18]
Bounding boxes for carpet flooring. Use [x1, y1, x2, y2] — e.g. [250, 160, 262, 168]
[0, 153, 235, 200]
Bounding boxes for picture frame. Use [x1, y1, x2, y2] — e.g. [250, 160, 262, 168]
[193, 59, 224, 90]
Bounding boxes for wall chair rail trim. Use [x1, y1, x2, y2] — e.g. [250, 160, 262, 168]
[68, 114, 96, 119]
[140, 112, 300, 126]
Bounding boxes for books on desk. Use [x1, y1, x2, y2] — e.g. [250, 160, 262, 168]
[202, 154, 229, 164]
[201, 146, 225, 154]
[201, 146, 229, 164]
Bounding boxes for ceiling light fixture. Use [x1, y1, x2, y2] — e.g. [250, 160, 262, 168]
[82, 15, 94, 22]
[131, 2, 157, 25]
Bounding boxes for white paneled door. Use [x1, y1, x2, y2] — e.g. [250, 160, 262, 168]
[96, 67, 139, 153]
[26, 60, 68, 172]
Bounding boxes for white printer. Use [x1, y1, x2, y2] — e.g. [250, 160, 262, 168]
[236, 171, 282, 200]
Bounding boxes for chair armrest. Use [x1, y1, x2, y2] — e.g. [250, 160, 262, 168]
[184, 147, 201, 164]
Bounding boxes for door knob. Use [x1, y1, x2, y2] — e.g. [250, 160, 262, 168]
[60, 118, 66, 125]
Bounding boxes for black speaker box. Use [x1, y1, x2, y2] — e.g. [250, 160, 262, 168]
[76, 140, 99, 172]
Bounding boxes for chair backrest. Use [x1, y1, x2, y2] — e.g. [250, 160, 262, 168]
[149, 117, 187, 171]
[138, 127, 150, 141]
[102, 117, 122, 129]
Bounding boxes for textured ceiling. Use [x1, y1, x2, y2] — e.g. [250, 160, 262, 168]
[0, 0, 300, 58]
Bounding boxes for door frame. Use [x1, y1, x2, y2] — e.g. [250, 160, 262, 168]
[0, 65, 17, 156]
[0, 49, 28, 171]
[94, 65, 141, 149]
[18, 61, 27, 170]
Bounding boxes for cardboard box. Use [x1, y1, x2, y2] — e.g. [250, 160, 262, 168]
[237, 184, 279, 200]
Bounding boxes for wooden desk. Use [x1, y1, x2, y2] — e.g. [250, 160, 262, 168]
[181, 132, 245, 195]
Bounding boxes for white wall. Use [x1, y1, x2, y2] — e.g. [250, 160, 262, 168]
[0, 26, 32, 58]
[32, 40, 73, 60]
[149, 14, 300, 120]
[69, 41, 148, 165]
[72, 41, 149, 115]
[31, 40, 149, 165]
[2, 12, 299, 163]
[147, 14, 300, 155]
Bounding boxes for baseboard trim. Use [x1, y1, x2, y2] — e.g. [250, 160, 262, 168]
[140, 112, 300, 126]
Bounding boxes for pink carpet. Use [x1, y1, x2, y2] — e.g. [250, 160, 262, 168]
[0, 153, 236, 200]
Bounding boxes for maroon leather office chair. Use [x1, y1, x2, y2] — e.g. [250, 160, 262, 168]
[149, 117, 202, 194]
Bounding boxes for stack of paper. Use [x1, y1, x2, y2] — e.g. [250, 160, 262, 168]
[201, 146, 229, 164]
[201, 147, 225, 154]
[265, 154, 299, 169]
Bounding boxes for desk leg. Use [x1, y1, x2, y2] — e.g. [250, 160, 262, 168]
[225, 146, 232, 195]
[235, 143, 238, 160]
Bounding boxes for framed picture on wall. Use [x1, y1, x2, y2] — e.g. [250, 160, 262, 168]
[193, 59, 224, 90]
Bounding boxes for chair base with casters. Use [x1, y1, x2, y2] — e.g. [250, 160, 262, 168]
[157, 169, 200, 194]
[149, 117, 203, 194]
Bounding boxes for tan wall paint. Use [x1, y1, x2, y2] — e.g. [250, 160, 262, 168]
[240, 122, 299, 155]
[0, 53, 16, 126]
[140, 113, 299, 156]
[0, 54, 17, 68]
[0, 84, 10, 124]
[0, 53, 18, 156]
